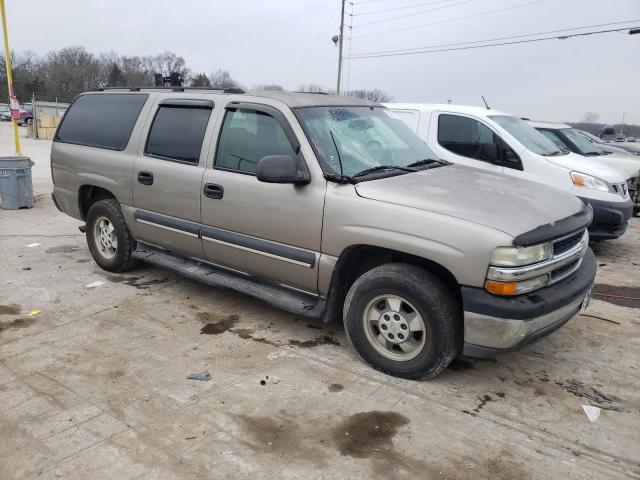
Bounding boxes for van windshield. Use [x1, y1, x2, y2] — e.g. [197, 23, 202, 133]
[562, 128, 604, 156]
[295, 106, 443, 178]
[489, 115, 565, 156]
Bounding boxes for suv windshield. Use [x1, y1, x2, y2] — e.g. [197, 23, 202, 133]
[562, 128, 603, 156]
[296, 106, 442, 178]
[489, 115, 564, 156]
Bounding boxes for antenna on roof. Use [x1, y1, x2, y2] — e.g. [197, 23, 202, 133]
[481, 96, 490, 110]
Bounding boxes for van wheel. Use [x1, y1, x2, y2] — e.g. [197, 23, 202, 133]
[86, 199, 138, 272]
[343, 263, 460, 380]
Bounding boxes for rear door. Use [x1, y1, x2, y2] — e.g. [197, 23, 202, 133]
[200, 102, 325, 294]
[132, 98, 216, 259]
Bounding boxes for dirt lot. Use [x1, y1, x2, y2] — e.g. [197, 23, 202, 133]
[1, 123, 639, 479]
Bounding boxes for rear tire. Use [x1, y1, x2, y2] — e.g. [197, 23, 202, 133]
[343, 263, 460, 380]
[86, 199, 138, 273]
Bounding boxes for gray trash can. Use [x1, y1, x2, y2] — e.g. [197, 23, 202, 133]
[0, 156, 34, 209]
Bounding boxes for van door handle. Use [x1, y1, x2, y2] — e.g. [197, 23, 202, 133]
[138, 171, 154, 185]
[203, 183, 224, 199]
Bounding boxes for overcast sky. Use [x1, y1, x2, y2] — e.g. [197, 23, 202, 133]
[8, 0, 640, 124]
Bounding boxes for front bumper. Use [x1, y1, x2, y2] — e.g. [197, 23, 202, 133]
[580, 197, 633, 240]
[461, 249, 596, 357]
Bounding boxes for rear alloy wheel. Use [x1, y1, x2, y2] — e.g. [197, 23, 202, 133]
[344, 263, 461, 379]
[86, 199, 138, 273]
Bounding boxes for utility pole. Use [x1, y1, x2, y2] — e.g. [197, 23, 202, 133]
[336, 0, 346, 96]
[620, 113, 626, 135]
[0, 0, 21, 155]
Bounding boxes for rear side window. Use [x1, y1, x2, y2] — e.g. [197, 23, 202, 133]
[55, 93, 148, 150]
[145, 105, 212, 164]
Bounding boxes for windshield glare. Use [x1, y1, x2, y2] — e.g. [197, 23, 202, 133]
[296, 106, 439, 177]
[489, 115, 562, 156]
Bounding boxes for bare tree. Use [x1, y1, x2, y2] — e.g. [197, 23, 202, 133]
[581, 112, 600, 123]
[297, 83, 328, 93]
[120, 56, 153, 86]
[209, 69, 240, 89]
[254, 83, 284, 91]
[146, 51, 190, 80]
[347, 89, 392, 103]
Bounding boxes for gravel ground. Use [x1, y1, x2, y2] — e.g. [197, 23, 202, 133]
[1, 123, 639, 480]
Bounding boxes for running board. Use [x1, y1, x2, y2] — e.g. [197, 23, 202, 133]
[132, 243, 326, 318]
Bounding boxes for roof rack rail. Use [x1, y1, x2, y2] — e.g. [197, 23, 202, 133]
[94, 86, 246, 94]
[293, 91, 329, 95]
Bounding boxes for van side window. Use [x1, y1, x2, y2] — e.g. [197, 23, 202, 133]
[145, 105, 212, 165]
[215, 108, 296, 174]
[437, 114, 499, 162]
[55, 93, 148, 151]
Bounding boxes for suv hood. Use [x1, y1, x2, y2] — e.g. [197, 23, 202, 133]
[354, 164, 585, 238]
[544, 151, 627, 183]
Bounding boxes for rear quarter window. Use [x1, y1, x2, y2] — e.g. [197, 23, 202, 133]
[55, 93, 149, 150]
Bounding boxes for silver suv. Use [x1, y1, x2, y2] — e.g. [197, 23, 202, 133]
[51, 88, 596, 379]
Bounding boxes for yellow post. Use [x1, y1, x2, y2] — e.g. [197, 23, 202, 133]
[0, 0, 21, 155]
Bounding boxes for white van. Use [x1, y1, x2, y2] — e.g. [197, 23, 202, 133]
[384, 103, 634, 240]
[528, 120, 639, 216]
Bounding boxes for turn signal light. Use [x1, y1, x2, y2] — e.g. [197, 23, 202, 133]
[484, 280, 518, 296]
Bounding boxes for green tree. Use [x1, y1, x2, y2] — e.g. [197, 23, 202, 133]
[107, 62, 125, 87]
[191, 73, 211, 87]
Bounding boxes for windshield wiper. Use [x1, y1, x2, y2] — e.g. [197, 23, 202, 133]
[583, 151, 602, 156]
[406, 158, 447, 169]
[352, 165, 415, 178]
[545, 150, 566, 156]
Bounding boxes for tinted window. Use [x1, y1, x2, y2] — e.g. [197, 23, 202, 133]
[55, 93, 148, 150]
[438, 114, 499, 162]
[215, 109, 296, 174]
[145, 105, 212, 164]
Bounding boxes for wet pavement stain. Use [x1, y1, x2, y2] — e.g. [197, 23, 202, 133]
[592, 284, 640, 308]
[199, 313, 240, 334]
[332, 411, 409, 458]
[556, 379, 620, 410]
[76, 259, 91, 263]
[288, 336, 340, 348]
[0, 317, 37, 332]
[0, 304, 21, 316]
[463, 394, 494, 416]
[96, 271, 169, 289]
[328, 383, 344, 393]
[45, 245, 80, 253]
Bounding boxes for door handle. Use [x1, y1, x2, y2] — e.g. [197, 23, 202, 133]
[203, 183, 224, 199]
[138, 171, 154, 185]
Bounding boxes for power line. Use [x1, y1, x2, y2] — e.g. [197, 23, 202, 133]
[350, 19, 640, 57]
[353, 0, 457, 17]
[354, 0, 475, 28]
[352, 0, 548, 39]
[346, 26, 639, 59]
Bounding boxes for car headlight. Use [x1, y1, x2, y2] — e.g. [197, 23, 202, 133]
[570, 171, 613, 193]
[490, 243, 552, 267]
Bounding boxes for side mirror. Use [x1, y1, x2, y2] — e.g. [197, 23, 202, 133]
[256, 155, 310, 185]
[480, 142, 499, 162]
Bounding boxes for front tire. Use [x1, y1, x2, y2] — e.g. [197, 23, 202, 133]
[343, 264, 461, 380]
[86, 199, 138, 272]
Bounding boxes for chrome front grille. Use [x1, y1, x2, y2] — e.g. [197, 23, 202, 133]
[552, 231, 583, 256]
[612, 182, 628, 198]
[487, 229, 589, 287]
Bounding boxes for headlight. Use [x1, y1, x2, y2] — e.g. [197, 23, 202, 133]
[490, 243, 552, 267]
[570, 171, 613, 193]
